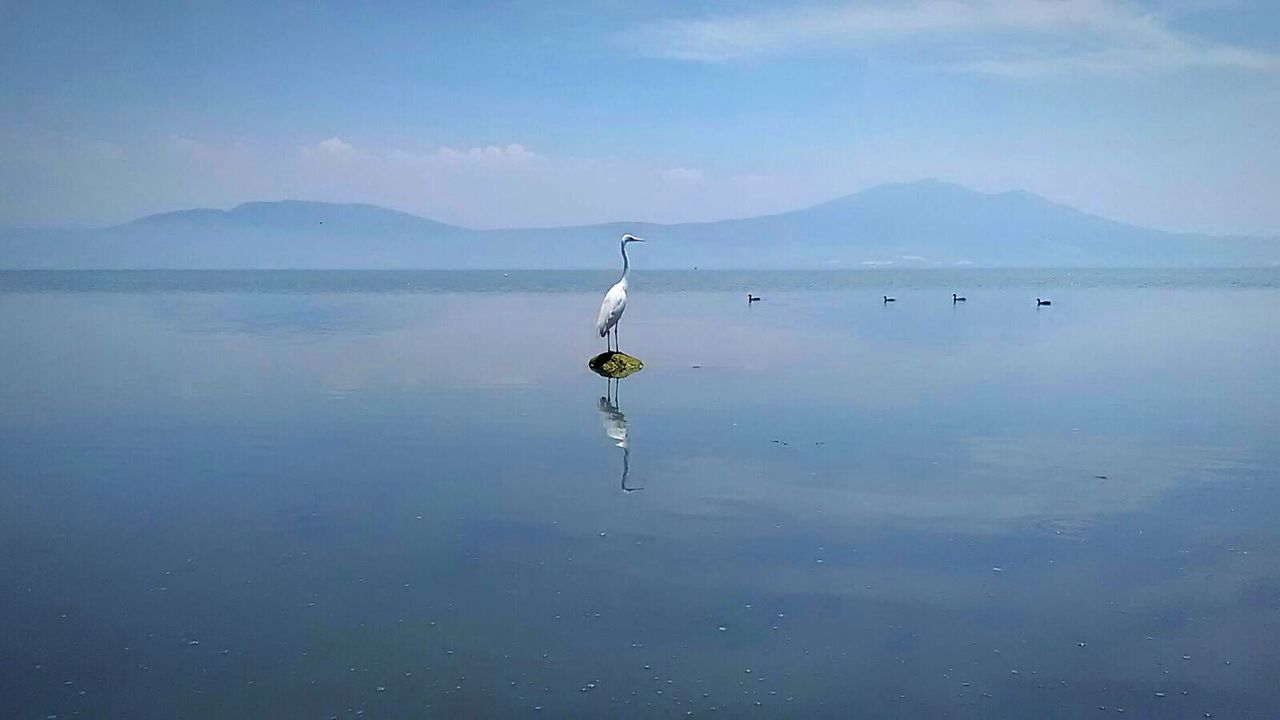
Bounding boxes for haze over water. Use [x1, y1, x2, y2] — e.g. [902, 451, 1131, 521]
[2, 269, 1279, 718]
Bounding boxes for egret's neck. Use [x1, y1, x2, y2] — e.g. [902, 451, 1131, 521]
[618, 241, 631, 285]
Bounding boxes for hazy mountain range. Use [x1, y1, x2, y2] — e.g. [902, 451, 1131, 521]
[2, 180, 1276, 269]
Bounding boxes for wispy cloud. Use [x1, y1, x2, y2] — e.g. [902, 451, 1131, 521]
[655, 166, 705, 183]
[306, 138, 539, 169]
[285, 138, 812, 227]
[631, 0, 1280, 76]
[310, 136, 360, 159]
[433, 143, 537, 166]
[0, 133, 818, 229]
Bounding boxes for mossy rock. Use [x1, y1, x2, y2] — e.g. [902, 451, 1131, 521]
[589, 351, 645, 379]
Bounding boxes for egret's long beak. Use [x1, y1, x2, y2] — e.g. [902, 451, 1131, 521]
[631, 237, 646, 243]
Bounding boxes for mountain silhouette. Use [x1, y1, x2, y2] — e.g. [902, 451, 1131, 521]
[2, 180, 1275, 268]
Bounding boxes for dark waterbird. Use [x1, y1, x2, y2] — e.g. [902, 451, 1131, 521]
[1037, 297, 1052, 306]
[747, 294, 762, 303]
[883, 295, 896, 303]
[953, 293, 966, 303]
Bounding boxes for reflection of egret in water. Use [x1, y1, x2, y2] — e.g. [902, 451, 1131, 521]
[597, 379, 641, 492]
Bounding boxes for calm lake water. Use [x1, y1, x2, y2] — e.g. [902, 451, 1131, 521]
[2, 269, 1279, 718]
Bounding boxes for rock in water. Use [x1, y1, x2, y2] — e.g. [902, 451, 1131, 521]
[589, 352, 645, 379]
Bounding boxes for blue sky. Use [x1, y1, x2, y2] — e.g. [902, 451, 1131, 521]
[1, 0, 1278, 234]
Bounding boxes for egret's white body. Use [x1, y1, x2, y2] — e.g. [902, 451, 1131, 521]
[596, 234, 644, 351]
[596, 282, 627, 340]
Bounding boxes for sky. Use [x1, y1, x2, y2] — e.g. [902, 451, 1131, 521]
[1, 0, 1278, 235]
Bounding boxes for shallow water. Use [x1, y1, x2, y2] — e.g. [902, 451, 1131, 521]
[2, 269, 1279, 718]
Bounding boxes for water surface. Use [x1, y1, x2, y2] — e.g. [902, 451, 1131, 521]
[2, 269, 1279, 718]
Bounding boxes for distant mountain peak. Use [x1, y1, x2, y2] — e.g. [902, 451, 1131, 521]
[121, 199, 463, 233]
[9, 181, 1273, 269]
[228, 199, 411, 214]
[125, 207, 227, 227]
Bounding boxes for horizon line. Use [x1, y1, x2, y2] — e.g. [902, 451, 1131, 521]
[6, 178, 1277, 241]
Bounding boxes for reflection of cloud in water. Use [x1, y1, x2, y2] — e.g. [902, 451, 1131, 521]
[156, 295, 399, 337]
[9, 287, 1274, 413]
[639, 433, 1257, 536]
[0, 293, 613, 407]
[4, 279, 1279, 716]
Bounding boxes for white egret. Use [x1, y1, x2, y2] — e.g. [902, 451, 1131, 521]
[596, 233, 645, 352]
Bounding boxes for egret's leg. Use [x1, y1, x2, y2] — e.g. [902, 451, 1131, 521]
[614, 325, 620, 352]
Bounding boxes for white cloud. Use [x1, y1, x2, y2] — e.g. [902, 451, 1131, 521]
[86, 140, 127, 161]
[7, 127, 1278, 235]
[283, 137, 811, 228]
[311, 136, 359, 158]
[655, 167, 704, 183]
[632, 0, 1280, 76]
[10, 134, 811, 229]
[433, 143, 537, 166]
